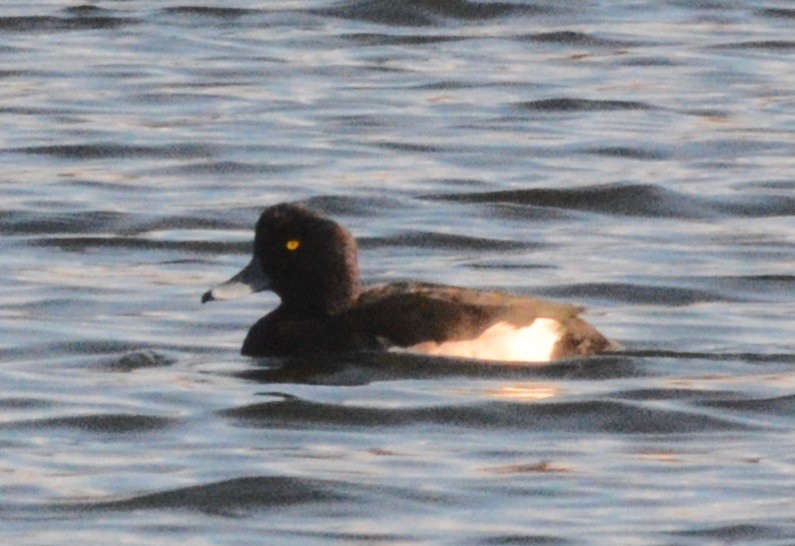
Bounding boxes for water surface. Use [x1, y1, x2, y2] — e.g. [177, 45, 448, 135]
[1, 1, 793, 544]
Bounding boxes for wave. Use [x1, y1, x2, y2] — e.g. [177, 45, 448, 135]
[13, 142, 215, 160]
[0, 8, 132, 33]
[1, 413, 173, 434]
[29, 236, 247, 254]
[522, 31, 644, 48]
[312, 0, 533, 26]
[49, 474, 445, 521]
[709, 40, 795, 52]
[519, 98, 654, 112]
[52, 476, 349, 516]
[425, 183, 795, 218]
[359, 231, 539, 251]
[161, 7, 256, 19]
[539, 282, 740, 305]
[220, 395, 752, 434]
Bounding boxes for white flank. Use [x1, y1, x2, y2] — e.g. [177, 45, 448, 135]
[400, 318, 564, 363]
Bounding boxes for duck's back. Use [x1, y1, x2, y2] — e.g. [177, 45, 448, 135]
[349, 282, 615, 362]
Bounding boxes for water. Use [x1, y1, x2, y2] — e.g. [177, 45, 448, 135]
[1, 1, 794, 544]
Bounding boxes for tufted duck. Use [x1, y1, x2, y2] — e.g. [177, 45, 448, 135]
[202, 203, 619, 362]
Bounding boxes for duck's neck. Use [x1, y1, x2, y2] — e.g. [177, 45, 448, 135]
[318, 271, 361, 315]
[279, 278, 360, 317]
[278, 256, 361, 317]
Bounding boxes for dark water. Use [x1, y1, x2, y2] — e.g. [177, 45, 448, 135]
[1, 1, 794, 544]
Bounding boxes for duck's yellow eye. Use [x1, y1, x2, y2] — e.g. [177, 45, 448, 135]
[285, 239, 301, 251]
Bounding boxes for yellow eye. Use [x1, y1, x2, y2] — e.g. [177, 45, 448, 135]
[285, 239, 301, 251]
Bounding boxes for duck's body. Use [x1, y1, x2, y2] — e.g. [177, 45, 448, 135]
[203, 204, 618, 363]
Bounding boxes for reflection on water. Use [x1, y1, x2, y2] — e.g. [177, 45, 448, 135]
[481, 461, 572, 474]
[481, 383, 559, 402]
[1, 0, 794, 544]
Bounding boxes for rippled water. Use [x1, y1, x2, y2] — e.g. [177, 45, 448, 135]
[1, 1, 794, 544]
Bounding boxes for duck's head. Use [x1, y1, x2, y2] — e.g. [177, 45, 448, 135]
[202, 203, 361, 315]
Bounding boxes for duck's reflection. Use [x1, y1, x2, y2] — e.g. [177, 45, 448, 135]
[230, 352, 634, 386]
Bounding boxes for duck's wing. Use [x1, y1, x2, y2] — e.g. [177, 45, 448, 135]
[350, 282, 585, 349]
[241, 282, 617, 361]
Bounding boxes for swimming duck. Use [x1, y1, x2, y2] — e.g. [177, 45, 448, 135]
[202, 203, 618, 362]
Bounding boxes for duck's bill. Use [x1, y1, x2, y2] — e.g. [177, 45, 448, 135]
[201, 258, 271, 303]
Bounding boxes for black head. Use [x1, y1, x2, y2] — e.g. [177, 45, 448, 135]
[252, 203, 361, 315]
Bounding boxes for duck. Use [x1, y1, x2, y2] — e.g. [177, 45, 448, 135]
[202, 203, 619, 362]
